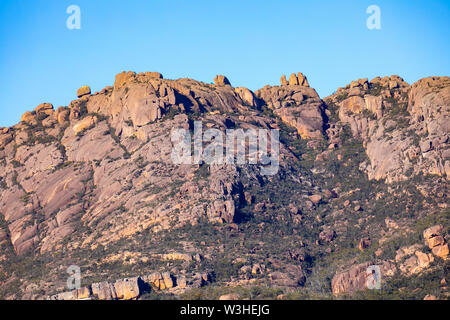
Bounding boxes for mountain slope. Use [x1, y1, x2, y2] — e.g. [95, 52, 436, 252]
[0, 72, 448, 300]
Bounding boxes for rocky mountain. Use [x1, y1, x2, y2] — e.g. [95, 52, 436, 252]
[0, 71, 448, 300]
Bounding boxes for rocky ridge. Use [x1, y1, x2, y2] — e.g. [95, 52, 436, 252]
[0, 70, 448, 300]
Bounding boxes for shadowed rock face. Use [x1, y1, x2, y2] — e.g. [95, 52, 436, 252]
[0, 70, 449, 300]
[331, 260, 396, 295]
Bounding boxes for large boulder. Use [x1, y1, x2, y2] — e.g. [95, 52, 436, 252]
[142, 272, 174, 290]
[214, 75, 231, 86]
[34, 103, 54, 115]
[423, 225, 449, 260]
[145, 71, 163, 79]
[269, 265, 306, 287]
[331, 261, 396, 295]
[206, 199, 235, 224]
[114, 71, 137, 90]
[297, 72, 310, 87]
[288, 73, 299, 86]
[235, 87, 255, 107]
[114, 277, 140, 300]
[91, 281, 117, 300]
[20, 111, 37, 125]
[56, 107, 70, 125]
[77, 86, 91, 98]
[73, 287, 92, 300]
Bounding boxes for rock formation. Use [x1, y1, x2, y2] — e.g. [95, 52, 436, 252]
[0, 70, 448, 300]
[423, 225, 449, 260]
[77, 86, 91, 98]
[331, 261, 396, 295]
[213, 75, 231, 86]
[281, 72, 310, 87]
[325, 75, 450, 183]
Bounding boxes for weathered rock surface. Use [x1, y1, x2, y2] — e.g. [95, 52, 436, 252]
[114, 277, 140, 300]
[255, 78, 325, 138]
[331, 261, 396, 295]
[0, 70, 448, 300]
[91, 281, 118, 300]
[326, 75, 449, 183]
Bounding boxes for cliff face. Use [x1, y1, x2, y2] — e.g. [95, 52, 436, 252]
[324, 75, 450, 183]
[0, 71, 448, 300]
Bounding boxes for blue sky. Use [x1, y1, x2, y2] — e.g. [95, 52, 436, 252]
[0, 0, 449, 127]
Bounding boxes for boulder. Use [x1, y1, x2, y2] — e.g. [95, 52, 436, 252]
[319, 229, 336, 243]
[114, 71, 137, 90]
[364, 95, 383, 118]
[219, 293, 240, 300]
[427, 235, 445, 248]
[207, 199, 235, 223]
[389, 81, 398, 90]
[297, 72, 310, 87]
[56, 107, 70, 125]
[288, 73, 299, 86]
[415, 251, 435, 269]
[77, 86, 91, 98]
[423, 225, 448, 260]
[331, 261, 396, 295]
[235, 87, 255, 107]
[145, 71, 163, 79]
[399, 251, 434, 275]
[280, 75, 288, 86]
[73, 287, 91, 300]
[423, 225, 442, 239]
[269, 265, 306, 287]
[50, 291, 75, 300]
[161, 272, 174, 289]
[114, 277, 140, 300]
[308, 194, 322, 204]
[252, 264, 265, 275]
[214, 75, 231, 86]
[162, 252, 193, 262]
[395, 244, 421, 262]
[254, 84, 325, 138]
[34, 103, 54, 114]
[72, 115, 98, 134]
[20, 111, 37, 124]
[432, 243, 449, 260]
[143, 272, 173, 290]
[91, 281, 117, 300]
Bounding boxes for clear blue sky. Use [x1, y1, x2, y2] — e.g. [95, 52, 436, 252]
[1, 0, 449, 127]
